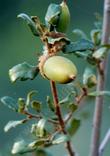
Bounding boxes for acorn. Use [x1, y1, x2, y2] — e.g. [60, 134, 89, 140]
[56, 1, 70, 33]
[42, 56, 77, 84]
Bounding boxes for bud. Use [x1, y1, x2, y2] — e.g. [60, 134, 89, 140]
[56, 1, 70, 33]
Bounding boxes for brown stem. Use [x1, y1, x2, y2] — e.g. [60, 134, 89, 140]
[90, 0, 110, 156]
[50, 80, 75, 156]
[76, 87, 88, 104]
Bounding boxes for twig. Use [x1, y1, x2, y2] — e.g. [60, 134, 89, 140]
[99, 129, 110, 156]
[50, 80, 75, 156]
[23, 111, 58, 124]
[90, 0, 110, 156]
[65, 87, 88, 124]
[75, 87, 88, 104]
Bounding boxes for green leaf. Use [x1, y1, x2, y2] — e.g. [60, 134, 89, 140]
[0, 96, 18, 112]
[45, 3, 61, 28]
[72, 29, 87, 39]
[63, 39, 95, 53]
[29, 138, 52, 149]
[18, 13, 39, 36]
[11, 140, 35, 154]
[68, 103, 78, 112]
[59, 96, 70, 105]
[31, 123, 49, 138]
[12, 140, 28, 154]
[59, 92, 75, 105]
[12, 139, 51, 155]
[28, 139, 47, 148]
[46, 96, 55, 112]
[4, 120, 26, 132]
[18, 98, 26, 113]
[73, 51, 91, 58]
[83, 67, 97, 88]
[93, 47, 108, 59]
[86, 53, 97, 65]
[67, 118, 81, 136]
[35, 119, 47, 137]
[31, 100, 42, 112]
[26, 90, 37, 107]
[9, 62, 39, 82]
[88, 91, 110, 97]
[52, 134, 69, 145]
[90, 29, 101, 45]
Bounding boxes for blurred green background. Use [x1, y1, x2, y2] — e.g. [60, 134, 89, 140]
[1, 0, 110, 156]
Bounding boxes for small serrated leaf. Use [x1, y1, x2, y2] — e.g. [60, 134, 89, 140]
[72, 29, 87, 39]
[11, 140, 35, 154]
[63, 39, 95, 53]
[45, 3, 61, 27]
[93, 47, 108, 59]
[52, 134, 69, 145]
[18, 13, 39, 36]
[26, 90, 37, 107]
[86, 53, 97, 65]
[0, 96, 18, 111]
[9, 62, 39, 82]
[90, 29, 101, 45]
[4, 120, 26, 132]
[29, 138, 51, 148]
[18, 98, 26, 113]
[31, 100, 41, 112]
[83, 67, 97, 88]
[36, 119, 47, 137]
[59, 93, 73, 105]
[46, 96, 55, 112]
[59, 96, 69, 105]
[67, 118, 81, 136]
[68, 103, 78, 112]
[28, 139, 46, 148]
[88, 91, 110, 97]
[12, 140, 27, 154]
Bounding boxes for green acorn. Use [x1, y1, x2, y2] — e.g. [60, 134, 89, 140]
[42, 56, 77, 84]
[56, 1, 70, 33]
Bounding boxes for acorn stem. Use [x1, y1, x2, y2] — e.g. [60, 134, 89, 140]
[50, 80, 75, 156]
